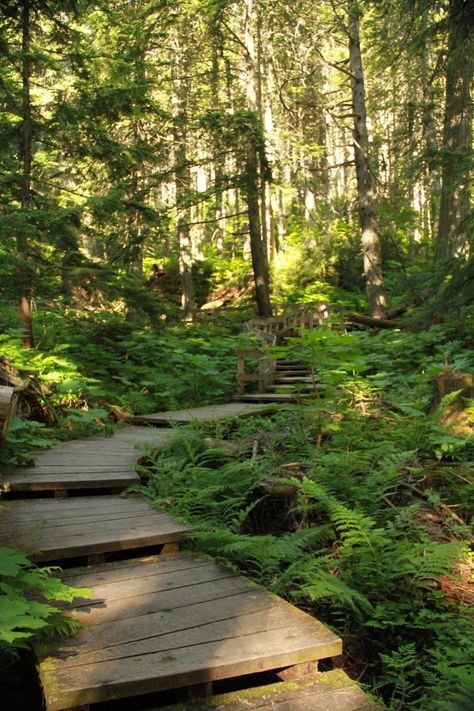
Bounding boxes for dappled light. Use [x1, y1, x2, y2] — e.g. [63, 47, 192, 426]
[1, 0, 473, 709]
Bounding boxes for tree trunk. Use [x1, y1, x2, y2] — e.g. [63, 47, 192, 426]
[243, 0, 271, 317]
[172, 33, 194, 322]
[245, 134, 272, 318]
[19, 0, 34, 348]
[348, 0, 388, 319]
[436, 0, 473, 261]
[421, 11, 442, 243]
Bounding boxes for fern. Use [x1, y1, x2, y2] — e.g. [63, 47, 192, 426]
[0, 547, 90, 652]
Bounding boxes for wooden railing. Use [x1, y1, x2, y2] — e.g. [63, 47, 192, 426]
[236, 349, 277, 396]
[244, 301, 335, 345]
[237, 301, 336, 395]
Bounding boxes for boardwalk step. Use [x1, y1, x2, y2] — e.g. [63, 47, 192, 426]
[0, 426, 172, 494]
[275, 376, 314, 384]
[275, 364, 309, 370]
[134, 403, 278, 426]
[265, 384, 318, 392]
[234, 393, 312, 403]
[276, 363, 309, 367]
[35, 554, 342, 711]
[274, 370, 311, 377]
[161, 669, 380, 710]
[0, 495, 191, 562]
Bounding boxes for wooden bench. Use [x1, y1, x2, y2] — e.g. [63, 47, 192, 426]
[0, 385, 15, 438]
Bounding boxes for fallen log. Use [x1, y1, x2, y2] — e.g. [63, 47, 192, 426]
[346, 312, 403, 329]
[386, 291, 429, 319]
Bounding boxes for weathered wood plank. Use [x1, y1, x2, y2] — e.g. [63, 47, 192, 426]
[0, 496, 191, 561]
[160, 670, 381, 711]
[60, 551, 208, 582]
[133, 403, 278, 425]
[43, 589, 274, 658]
[0, 496, 155, 524]
[40, 626, 341, 710]
[0, 425, 173, 492]
[61, 577, 255, 627]
[234, 393, 312, 402]
[1, 472, 138, 492]
[43, 606, 336, 675]
[58, 562, 238, 610]
[36, 555, 342, 711]
[0, 510, 173, 534]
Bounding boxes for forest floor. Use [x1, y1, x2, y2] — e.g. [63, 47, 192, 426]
[1, 306, 473, 709]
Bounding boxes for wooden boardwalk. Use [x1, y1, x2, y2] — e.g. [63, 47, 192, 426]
[133, 402, 278, 425]
[1, 396, 379, 711]
[1, 426, 171, 494]
[37, 554, 341, 710]
[163, 670, 379, 710]
[0, 496, 191, 562]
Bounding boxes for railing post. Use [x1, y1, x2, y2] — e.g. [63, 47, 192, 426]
[237, 353, 246, 397]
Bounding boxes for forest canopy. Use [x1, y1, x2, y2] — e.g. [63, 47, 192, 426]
[0, 0, 472, 332]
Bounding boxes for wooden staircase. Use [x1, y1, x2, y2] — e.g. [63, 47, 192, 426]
[235, 302, 335, 403]
[1, 390, 378, 709]
[235, 359, 320, 403]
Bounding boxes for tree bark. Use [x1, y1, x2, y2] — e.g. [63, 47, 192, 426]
[243, 0, 271, 317]
[347, 313, 402, 329]
[172, 32, 194, 322]
[348, 0, 388, 319]
[436, 0, 473, 261]
[245, 134, 272, 318]
[421, 10, 442, 242]
[19, 0, 34, 348]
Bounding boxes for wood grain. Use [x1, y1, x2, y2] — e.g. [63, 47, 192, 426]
[36, 554, 342, 710]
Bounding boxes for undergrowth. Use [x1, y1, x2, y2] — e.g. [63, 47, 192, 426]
[136, 326, 474, 710]
[0, 544, 90, 676]
[0, 303, 253, 465]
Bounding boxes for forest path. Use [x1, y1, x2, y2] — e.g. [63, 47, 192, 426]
[1, 399, 378, 710]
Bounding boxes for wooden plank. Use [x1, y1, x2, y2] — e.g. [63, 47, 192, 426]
[234, 393, 312, 403]
[40, 627, 341, 710]
[36, 555, 342, 711]
[0, 510, 173, 534]
[62, 576, 255, 627]
[59, 561, 238, 610]
[60, 552, 210, 585]
[1, 473, 138, 492]
[22, 461, 137, 468]
[133, 403, 278, 425]
[0, 498, 156, 528]
[42, 605, 329, 672]
[4, 425, 171, 460]
[0, 495, 151, 517]
[161, 670, 380, 711]
[275, 377, 313, 383]
[44, 589, 274, 658]
[0, 497, 191, 561]
[1, 424, 172, 493]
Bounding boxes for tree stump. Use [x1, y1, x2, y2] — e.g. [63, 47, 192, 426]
[0, 386, 15, 438]
[431, 365, 474, 412]
[430, 365, 474, 431]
